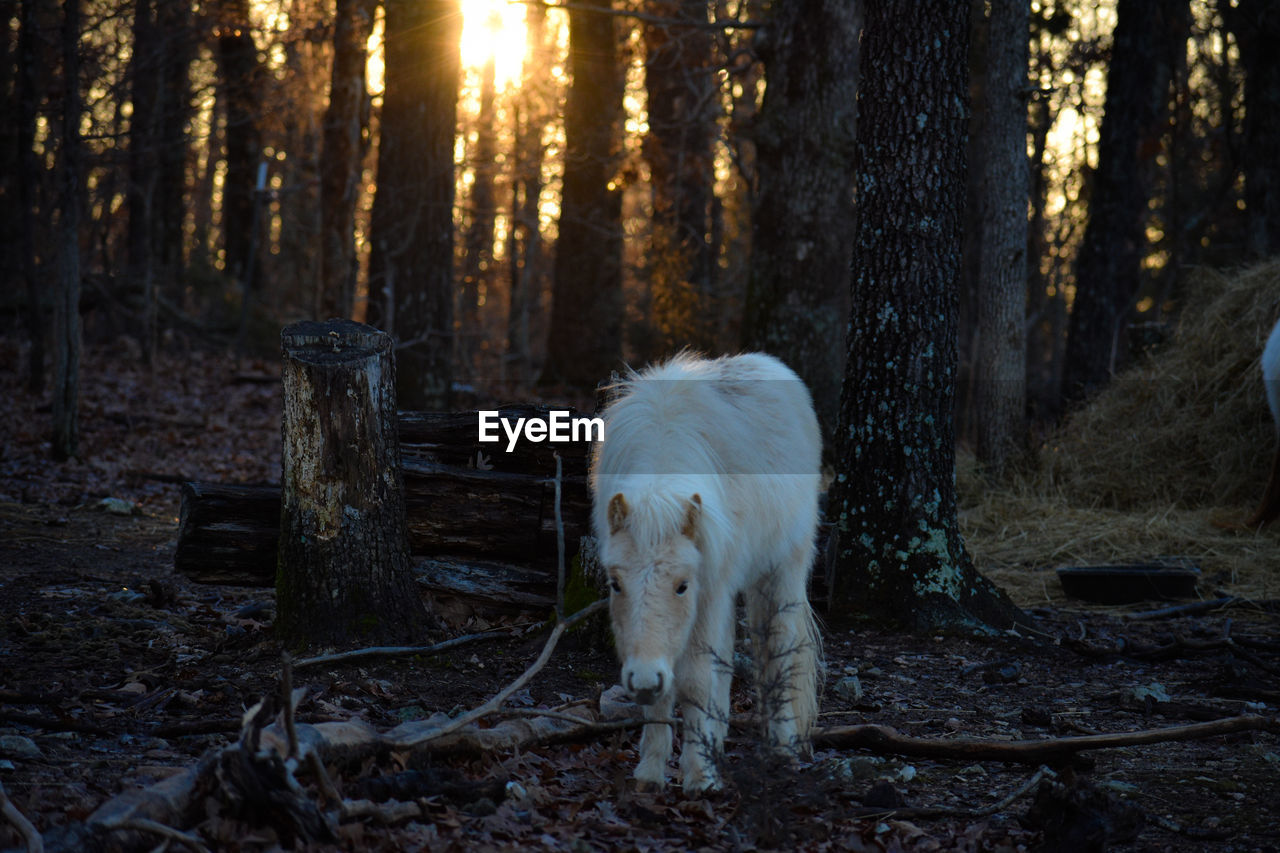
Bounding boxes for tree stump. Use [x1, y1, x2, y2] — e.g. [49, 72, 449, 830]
[276, 319, 434, 649]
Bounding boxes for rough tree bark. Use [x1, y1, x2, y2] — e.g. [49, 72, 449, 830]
[17, 0, 43, 393]
[366, 0, 461, 410]
[275, 320, 436, 649]
[1060, 0, 1190, 404]
[825, 0, 1027, 633]
[643, 0, 718, 353]
[741, 0, 859, 450]
[52, 0, 83, 461]
[1226, 0, 1280, 259]
[216, 0, 262, 288]
[542, 0, 625, 389]
[317, 0, 375, 320]
[129, 0, 192, 359]
[973, 0, 1030, 475]
[459, 52, 498, 375]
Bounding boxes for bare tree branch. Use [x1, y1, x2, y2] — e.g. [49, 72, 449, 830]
[513, 0, 764, 30]
[814, 715, 1280, 765]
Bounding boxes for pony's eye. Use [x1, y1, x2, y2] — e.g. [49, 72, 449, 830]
[675, 581, 688, 595]
[609, 579, 622, 593]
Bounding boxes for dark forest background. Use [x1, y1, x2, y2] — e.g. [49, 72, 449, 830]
[2, 0, 1278, 463]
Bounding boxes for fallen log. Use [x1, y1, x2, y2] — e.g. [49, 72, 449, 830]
[176, 404, 594, 588]
[175, 483, 281, 585]
[176, 471, 591, 588]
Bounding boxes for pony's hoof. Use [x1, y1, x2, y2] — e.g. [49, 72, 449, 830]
[634, 763, 667, 792]
[681, 771, 722, 795]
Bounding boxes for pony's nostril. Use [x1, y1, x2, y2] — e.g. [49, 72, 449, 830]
[654, 671, 664, 694]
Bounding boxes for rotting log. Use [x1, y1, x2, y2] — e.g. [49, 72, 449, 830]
[174, 470, 591, 587]
[175, 482, 281, 585]
[174, 403, 594, 588]
[275, 319, 433, 648]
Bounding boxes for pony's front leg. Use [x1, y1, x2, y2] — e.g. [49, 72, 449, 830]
[678, 597, 734, 794]
[634, 692, 675, 789]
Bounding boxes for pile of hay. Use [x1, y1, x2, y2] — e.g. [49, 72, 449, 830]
[960, 261, 1280, 607]
[1035, 261, 1280, 510]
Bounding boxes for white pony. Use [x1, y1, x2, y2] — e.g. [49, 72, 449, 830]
[591, 352, 823, 792]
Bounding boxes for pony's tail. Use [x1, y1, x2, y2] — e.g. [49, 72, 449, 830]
[792, 601, 824, 746]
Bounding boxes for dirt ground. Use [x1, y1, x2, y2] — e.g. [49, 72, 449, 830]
[1, 340, 1278, 852]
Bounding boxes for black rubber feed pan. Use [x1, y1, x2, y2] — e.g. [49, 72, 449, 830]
[1056, 564, 1200, 604]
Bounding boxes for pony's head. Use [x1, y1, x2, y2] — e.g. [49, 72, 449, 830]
[601, 491, 703, 705]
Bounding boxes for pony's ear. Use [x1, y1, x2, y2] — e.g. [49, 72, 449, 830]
[681, 493, 702, 539]
[608, 493, 629, 535]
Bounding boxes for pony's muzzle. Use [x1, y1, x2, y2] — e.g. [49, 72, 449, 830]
[624, 662, 669, 705]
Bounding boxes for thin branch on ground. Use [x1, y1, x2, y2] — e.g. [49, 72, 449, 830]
[554, 451, 565, 620]
[1124, 597, 1236, 620]
[0, 781, 43, 853]
[863, 765, 1057, 819]
[292, 625, 528, 670]
[492, 706, 673, 733]
[395, 600, 607, 748]
[813, 715, 1280, 765]
[98, 817, 210, 852]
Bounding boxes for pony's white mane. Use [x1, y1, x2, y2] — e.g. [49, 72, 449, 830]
[592, 353, 748, 571]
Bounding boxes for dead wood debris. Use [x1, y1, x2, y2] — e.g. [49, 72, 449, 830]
[813, 715, 1279, 765]
[0, 779, 44, 853]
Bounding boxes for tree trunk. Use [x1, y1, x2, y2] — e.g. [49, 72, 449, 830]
[504, 5, 551, 386]
[1060, 0, 1189, 404]
[973, 0, 1030, 475]
[366, 0, 461, 410]
[318, 0, 374, 320]
[52, 0, 83, 461]
[542, 0, 625, 389]
[740, 0, 859, 452]
[276, 320, 436, 649]
[1226, 0, 1280, 259]
[17, 0, 43, 393]
[216, 0, 262, 288]
[643, 0, 718, 353]
[825, 0, 1026, 633]
[155, 0, 192, 310]
[458, 54, 498, 376]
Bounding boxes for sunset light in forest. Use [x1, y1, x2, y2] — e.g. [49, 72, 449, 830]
[460, 0, 529, 88]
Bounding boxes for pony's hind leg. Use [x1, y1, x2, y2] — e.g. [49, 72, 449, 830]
[635, 693, 676, 789]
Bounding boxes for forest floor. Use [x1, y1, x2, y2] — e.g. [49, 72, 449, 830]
[1, 336, 1278, 852]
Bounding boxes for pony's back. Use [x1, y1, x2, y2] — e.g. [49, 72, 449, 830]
[592, 352, 821, 580]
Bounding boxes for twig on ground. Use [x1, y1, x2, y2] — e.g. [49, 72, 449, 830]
[281, 653, 299, 760]
[492, 706, 672, 733]
[1124, 597, 1235, 621]
[395, 600, 607, 748]
[292, 625, 527, 670]
[0, 780, 43, 853]
[814, 715, 1280, 765]
[865, 765, 1057, 819]
[0, 710, 112, 736]
[554, 451, 566, 620]
[98, 817, 210, 852]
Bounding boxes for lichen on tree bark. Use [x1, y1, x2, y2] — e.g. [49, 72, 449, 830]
[826, 0, 1027, 634]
